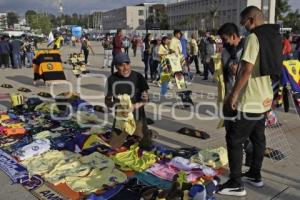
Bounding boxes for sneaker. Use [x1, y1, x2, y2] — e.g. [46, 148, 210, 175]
[217, 179, 247, 197]
[242, 171, 264, 187]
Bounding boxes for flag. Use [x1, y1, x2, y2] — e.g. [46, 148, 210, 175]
[48, 31, 54, 46]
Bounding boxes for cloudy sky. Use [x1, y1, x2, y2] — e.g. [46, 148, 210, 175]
[0, 0, 299, 15]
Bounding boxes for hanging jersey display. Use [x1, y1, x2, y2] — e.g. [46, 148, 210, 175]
[33, 50, 66, 82]
[282, 60, 300, 93]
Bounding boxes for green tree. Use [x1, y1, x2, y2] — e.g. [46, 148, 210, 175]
[28, 13, 52, 34]
[187, 14, 197, 30]
[284, 9, 300, 32]
[7, 12, 19, 27]
[48, 14, 59, 27]
[159, 13, 169, 30]
[276, 0, 291, 21]
[209, 0, 218, 31]
[71, 13, 79, 25]
[25, 10, 37, 25]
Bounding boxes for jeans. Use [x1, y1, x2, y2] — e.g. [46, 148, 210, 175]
[13, 52, 21, 68]
[26, 52, 34, 67]
[103, 49, 113, 67]
[160, 81, 168, 96]
[143, 53, 150, 80]
[21, 53, 26, 66]
[224, 112, 266, 185]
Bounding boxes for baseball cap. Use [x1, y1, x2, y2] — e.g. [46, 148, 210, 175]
[113, 53, 131, 66]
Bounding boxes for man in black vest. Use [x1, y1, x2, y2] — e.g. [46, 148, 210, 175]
[218, 6, 282, 197]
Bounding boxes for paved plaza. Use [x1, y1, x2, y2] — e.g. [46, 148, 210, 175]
[0, 42, 300, 200]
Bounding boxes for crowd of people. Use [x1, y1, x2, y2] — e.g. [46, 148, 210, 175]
[102, 5, 298, 198]
[1, 5, 300, 198]
[0, 35, 36, 69]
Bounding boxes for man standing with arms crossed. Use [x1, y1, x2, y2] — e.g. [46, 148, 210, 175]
[218, 6, 282, 197]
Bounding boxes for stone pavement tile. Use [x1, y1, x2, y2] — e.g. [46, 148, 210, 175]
[272, 187, 300, 200]
[0, 171, 36, 200]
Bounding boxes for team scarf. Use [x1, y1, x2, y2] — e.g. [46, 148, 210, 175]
[0, 148, 28, 183]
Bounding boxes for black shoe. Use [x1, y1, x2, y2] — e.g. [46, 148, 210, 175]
[217, 179, 247, 197]
[242, 171, 264, 187]
[202, 77, 208, 80]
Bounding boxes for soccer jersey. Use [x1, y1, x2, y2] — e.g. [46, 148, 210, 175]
[282, 60, 300, 93]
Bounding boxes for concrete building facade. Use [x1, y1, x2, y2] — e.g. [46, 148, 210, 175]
[102, 3, 167, 31]
[103, 6, 146, 30]
[0, 13, 8, 30]
[166, 0, 276, 31]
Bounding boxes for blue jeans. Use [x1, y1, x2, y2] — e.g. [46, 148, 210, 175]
[26, 52, 34, 67]
[13, 52, 21, 68]
[160, 81, 168, 96]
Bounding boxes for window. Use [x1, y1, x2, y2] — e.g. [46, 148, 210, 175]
[149, 7, 154, 14]
[139, 10, 144, 16]
[139, 19, 144, 26]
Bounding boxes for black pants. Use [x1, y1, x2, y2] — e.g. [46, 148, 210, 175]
[111, 53, 116, 74]
[190, 55, 200, 73]
[150, 60, 159, 81]
[83, 50, 89, 64]
[133, 48, 137, 57]
[124, 47, 129, 55]
[0, 53, 9, 68]
[21, 53, 26, 66]
[143, 53, 150, 80]
[225, 112, 266, 185]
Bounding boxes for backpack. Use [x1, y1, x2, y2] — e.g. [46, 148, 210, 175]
[82, 40, 88, 51]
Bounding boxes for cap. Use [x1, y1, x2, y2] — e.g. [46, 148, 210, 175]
[113, 53, 131, 66]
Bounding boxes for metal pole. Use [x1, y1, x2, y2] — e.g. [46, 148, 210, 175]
[146, 5, 148, 35]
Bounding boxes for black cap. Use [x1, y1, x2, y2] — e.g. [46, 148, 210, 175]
[113, 53, 130, 66]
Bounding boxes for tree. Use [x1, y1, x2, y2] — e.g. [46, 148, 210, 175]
[28, 13, 52, 34]
[159, 13, 169, 30]
[209, 0, 218, 31]
[187, 14, 197, 30]
[276, 0, 291, 22]
[48, 14, 59, 27]
[7, 12, 19, 27]
[72, 13, 79, 25]
[284, 9, 300, 32]
[25, 10, 37, 25]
